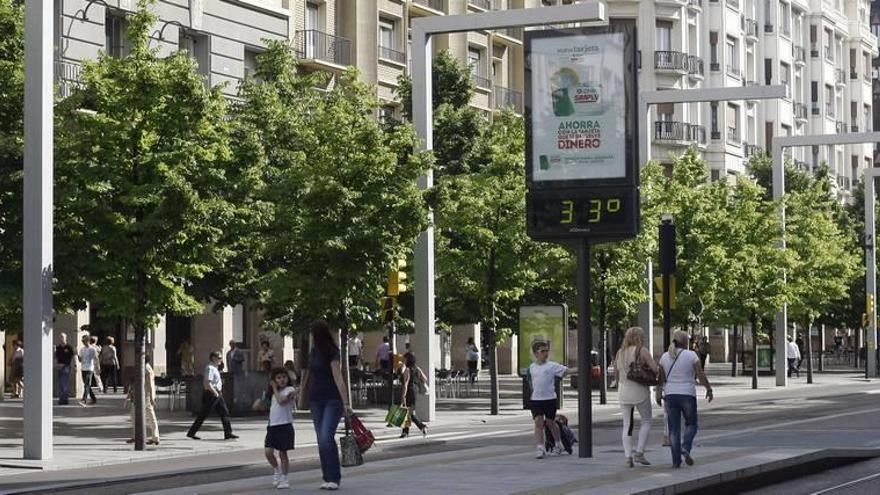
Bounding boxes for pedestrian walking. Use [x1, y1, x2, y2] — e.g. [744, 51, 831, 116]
[347, 332, 362, 369]
[786, 336, 801, 378]
[10, 340, 24, 398]
[258, 340, 275, 372]
[178, 339, 195, 377]
[187, 351, 238, 440]
[127, 353, 160, 445]
[657, 330, 713, 469]
[466, 337, 480, 384]
[263, 368, 296, 490]
[55, 334, 76, 405]
[78, 335, 98, 405]
[528, 341, 577, 459]
[697, 336, 711, 371]
[226, 340, 245, 374]
[302, 319, 352, 491]
[613, 327, 658, 467]
[100, 336, 120, 393]
[375, 336, 391, 371]
[399, 352, 429, 438]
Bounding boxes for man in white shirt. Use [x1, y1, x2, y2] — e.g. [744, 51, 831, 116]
[187, 351, 238, 440]
[347, 333, 363, 369]
[786, 336, 801, 378]
[528, 341, 577, 459]
[78, 335, 98, 405]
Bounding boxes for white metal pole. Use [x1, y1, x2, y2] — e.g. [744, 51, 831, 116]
[772, 142, 788, 387]
[412, 26, 436, 422]
[865, 170, 878, 378]
[23, 0, 54, 460]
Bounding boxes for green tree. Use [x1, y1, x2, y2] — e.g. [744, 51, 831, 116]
[786, 175, 860, 383]
[0, 0, 24, 332]
[54, 1, 236, 450]
[716, 177, 791, 389]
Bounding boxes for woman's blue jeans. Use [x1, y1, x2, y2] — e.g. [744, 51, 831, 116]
[665, 394, 698, 467]
[310, 399, 343, 483]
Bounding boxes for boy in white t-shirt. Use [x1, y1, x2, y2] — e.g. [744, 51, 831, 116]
[264, 368, 296, 489]
[528, 341, 577, 459]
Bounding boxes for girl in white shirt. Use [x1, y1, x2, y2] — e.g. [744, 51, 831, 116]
[264, 368, 296, 489]
[657, 330, 713, 469]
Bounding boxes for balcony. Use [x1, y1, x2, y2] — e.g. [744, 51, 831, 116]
[687, 0, 702, 10]
[654, 51, 689, 73]
[745, 19, 759, 40]
[851, 124, 860, 133]
[468, 0, 491, 10]
[471, 72, 491, 89]
[378, 46, 406, 65]
[493, 85, 522, 113]
[413, 0, 444, 11]
[764, 23, 774, 33]
[793, 46, 806, 65]
[835, 69, 846, 86]
[686, 55, 704, 78]
[794, 102, 808, 121]
[55, 59, 83, 98]
[295, 30, 351, 68]
[654, 121, 706, 145]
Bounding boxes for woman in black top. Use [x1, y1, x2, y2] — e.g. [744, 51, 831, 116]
[305, 320, 352, 491]
[399, 352, 429, 438]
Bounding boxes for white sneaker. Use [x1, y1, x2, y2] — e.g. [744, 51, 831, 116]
[320, 482, 330, 490]
[276, 478, 290, 489]
[272, 473, 280, 488]
[535, 446, 546, 459]
[551, 444, 564, 456]
[325, 482, 339, 490]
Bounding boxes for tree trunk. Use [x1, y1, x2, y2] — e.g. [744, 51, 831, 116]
[805, 319, 814, 384]
[750, 312, 759, 390]
[488, 303, 499, 416]
[731, 325, 737, 377]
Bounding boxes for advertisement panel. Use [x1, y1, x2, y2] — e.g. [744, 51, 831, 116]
[518, 305, 568, 377]
[528, 31, 627, 182]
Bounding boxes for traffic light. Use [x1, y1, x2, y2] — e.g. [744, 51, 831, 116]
[382, 296, 397, 324]
[865, 294, 875, 328]
[387, 259, 407, 296]
[653, 275, 677, 310]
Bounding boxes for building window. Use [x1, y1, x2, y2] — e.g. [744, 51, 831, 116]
[780, 62, 791, 99]
[709, 31, 718, 66]
[306, 2, 321, 31]
[468, 47, 489, 88]
[726, 36, 738, 75]
[657, 103, 674, 122]
[780, 1, 791, 36]
[179, 31, 209, 79]
[656, 21, 672, 52]
[710, 102, 719, 136]
[823, 29, 833, 61]
[378, 105, 396, 124]
[105, 13, 127, 58]
[726, 103, 740, 143]
[244, 48, 260, 80]
[379, 18, 394, 50]
[824, 85, 834, 117]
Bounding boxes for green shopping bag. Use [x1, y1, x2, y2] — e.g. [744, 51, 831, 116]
[385, 404, 400, 425]
[389, 405, 410, 427]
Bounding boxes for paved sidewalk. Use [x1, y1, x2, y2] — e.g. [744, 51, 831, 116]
[0, 367, 876, 494]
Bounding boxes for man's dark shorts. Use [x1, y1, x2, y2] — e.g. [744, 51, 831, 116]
[530, 399, 558, 420]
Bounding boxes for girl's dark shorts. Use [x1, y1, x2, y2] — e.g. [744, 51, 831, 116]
[530, 399, 558, 419]
[265, 423, 295, 451]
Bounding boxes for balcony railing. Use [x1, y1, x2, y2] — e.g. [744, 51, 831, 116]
[413, 0, 444, 10]
[810, 44, 819, 58]
[710, 62, 720, 72]
[793, 46, 806, 63]
[836, 121, 848, 133]
[764, 23, 774, 33]
[378, 45, 405, 64]
[654, 51, 689, 72]
[794, 102, 808, 120]
[654, 121, 706, 144]
[471, 72, 491, 89]
[493, 85, 522, 113]
[851, 69, 859, 80]
[851, 124, 860, 133]
[295, 30, 352, 67]
[745, 19, 759, 38]
[744, 143, 762, 157]
[469, 0, 491, 9]
[55, 59, 83, 98]
[686, 55, 704, 76]
[835, 69, 846, 85]
[811, 102, 820, 115]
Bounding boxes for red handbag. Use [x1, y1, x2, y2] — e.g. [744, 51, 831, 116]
[349, 414, 375, 454]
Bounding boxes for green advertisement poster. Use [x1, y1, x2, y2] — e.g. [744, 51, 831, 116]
[518, 305, 568, 377]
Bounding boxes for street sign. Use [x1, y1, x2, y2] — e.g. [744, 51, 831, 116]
[525, 25, 639, 241]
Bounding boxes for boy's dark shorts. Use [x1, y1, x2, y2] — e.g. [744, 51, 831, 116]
[530, 399, 558, 420]
[265, 423, 295, 451]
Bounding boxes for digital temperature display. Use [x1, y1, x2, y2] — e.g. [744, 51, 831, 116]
[527, 188, 638, 240]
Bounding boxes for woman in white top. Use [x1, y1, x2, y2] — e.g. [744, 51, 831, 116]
[614, 327, 659, 467]
[657, 330, 713, 468]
